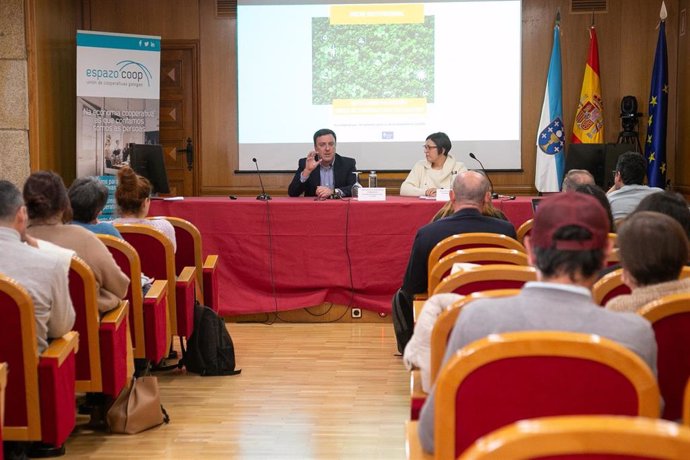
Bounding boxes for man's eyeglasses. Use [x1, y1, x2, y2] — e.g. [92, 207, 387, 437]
[424, 145, 438, 151]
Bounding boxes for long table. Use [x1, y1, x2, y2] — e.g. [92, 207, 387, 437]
[150, 196, 533, 315]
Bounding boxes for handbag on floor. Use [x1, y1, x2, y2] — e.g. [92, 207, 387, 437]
[106, 375, 170, 434]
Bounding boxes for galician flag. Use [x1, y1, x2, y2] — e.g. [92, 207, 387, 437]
[572, 26, 604, 143]
[535, 12, 565, 192]
[645, 2, 669, 188]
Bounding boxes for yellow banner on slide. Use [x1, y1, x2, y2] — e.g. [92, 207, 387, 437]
[332, 98, 426, 115]
[330, 4, 424, 25]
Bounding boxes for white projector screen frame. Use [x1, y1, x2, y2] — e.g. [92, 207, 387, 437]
[237, 0, 522, 172]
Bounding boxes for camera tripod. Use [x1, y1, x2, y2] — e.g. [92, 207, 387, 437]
[617, 129, 642, 153]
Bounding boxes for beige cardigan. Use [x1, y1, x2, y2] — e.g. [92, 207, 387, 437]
[605, 277, 690, 313]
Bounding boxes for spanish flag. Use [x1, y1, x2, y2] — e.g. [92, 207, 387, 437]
[572, 26, 604, 143]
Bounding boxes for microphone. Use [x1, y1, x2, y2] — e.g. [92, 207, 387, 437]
[469, 152, 499, 199]
[252, 157, 271, 201]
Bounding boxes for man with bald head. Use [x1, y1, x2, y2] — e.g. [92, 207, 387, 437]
[393, 171, 517, 351]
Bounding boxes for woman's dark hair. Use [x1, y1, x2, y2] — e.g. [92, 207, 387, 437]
[533, 226, 606, 281]
[618, 211, 689, 286]
[426, 132, 452, 156]
[68, 177, 110, 223]
[574, 183, 615, 232]
[23, 171, 72, 223]
[634, 191, 690, 238]
[116, 165, 152, 215]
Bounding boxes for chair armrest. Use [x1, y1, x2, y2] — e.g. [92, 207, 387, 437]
[41, 331, 79, 366]
[101, 300, 129, 328]
[406, 421, 433, 460]
[413, 300, 425, 324]
[203, 254, 219, 271]
[145, 279, 168, 302]
[177, 266, 196, 285]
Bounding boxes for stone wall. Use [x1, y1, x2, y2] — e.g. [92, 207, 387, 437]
[0, 0, 29, 187]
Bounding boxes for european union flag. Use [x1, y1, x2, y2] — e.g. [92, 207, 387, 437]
[645, 19, 668, 188]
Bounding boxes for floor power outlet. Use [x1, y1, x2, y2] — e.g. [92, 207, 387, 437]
[351, 308, 362, 319]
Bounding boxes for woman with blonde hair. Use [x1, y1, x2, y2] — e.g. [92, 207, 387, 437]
[112, 165, 177, 252]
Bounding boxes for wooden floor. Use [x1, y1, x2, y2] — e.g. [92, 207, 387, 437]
[63, 322, 409, 459]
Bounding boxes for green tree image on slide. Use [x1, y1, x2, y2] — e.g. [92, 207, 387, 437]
[312, 16, 435, 104]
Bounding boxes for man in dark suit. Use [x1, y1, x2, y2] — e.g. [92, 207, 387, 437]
[288, 128, 357, 199]
[401, 171, 517, 298]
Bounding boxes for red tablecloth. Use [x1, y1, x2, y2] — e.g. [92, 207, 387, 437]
[150, 196, 534, 315]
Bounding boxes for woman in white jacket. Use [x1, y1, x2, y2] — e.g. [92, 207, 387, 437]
[400, 132, 467, 197]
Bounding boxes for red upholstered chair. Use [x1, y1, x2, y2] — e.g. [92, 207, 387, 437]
[427, 248, 528, 296]
[406, 331, 660, 459]
[1, 361, 6, 460]
[432, 264, 536, 296]
[409, 289, 520, 421]
[164, 217, 220, 312]
[592, 268, 631, 306]
[97, 234, 170, 364]
[415, 233, 525, 301]
[115, 223, 197, 340]
[457, 415, 690, 460]
[0, 274, 79, 454]
[68, 256, 131, 397]
[639, 293, 690, 421]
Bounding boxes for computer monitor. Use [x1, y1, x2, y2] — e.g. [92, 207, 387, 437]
[565, 143, 632, 190]
[129, 143, 171, 194]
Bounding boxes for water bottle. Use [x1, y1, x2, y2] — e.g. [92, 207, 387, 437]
[368, 171, 377, 188]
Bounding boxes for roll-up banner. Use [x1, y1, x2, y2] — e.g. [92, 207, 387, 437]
[76, 30, 161, 218]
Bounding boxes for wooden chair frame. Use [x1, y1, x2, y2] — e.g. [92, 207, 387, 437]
[0, 275, 78, 442]
[427, 248, 528, 295]
[0, 361, 7, 436]
[639, 292, 690, 421]
[97, 234, 170, 361]
[684, 378, 690, 426]
[164, 216, 220, 309]
[115, 223, 196, 338]
[516, 218, 533, 244]
[457, 415, 690, 460]
[69, 256, 131, 396]
[432, 264, 536, 296]
[434, 331, 660, 460]
[592, 268, 629, 306]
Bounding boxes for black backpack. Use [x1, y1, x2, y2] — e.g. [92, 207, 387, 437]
[392, 288, 414, 354]
[181, 303, 241, 376]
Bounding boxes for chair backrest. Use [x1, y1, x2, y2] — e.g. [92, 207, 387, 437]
[429, 289, 521, 386]
[639, 292, 690, 420]
[164, 216, 204, 298]
[427, 233, 525, 277]
[0, 275, 41, 440]
[592, 268, 631, 306]
[684, 378, 690, 427]
[516, 218, 533, 244]
[97, 234, 146, 359]
[428, 248, 528, 295]
[432, 264, 536, 296]
[68, 256, 103, 393]
[0, 361, 6, 432]
[115, 223, 178, 336]
[434, 331, 660, 458]
[458, 415, 690, 460]
[606, 247, 621, 266]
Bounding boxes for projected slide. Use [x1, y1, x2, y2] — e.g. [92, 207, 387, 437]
[238, 1, 521, 172]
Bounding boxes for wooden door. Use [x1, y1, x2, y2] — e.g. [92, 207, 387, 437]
[160, 42, 199, 196]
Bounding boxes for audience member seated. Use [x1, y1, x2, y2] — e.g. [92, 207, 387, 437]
[393, 171, 516, 352]
[0, 180, 75, 353]
[400, 132, 468, 197]
[607, 151, 663, 222]
[113, 165, 177, 252]
[287, 128, 357, 199]
[68, 176, 121, 238]
[23, 171, 129, 314]
[417, 192, 658, 454]
[403, 293, 462, 393]
[561, 168, 595, 192]
[575, 183, 615, 232]
[605, 211, 690, 313]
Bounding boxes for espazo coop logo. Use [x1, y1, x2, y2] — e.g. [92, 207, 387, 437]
[84, 60, 154, 88]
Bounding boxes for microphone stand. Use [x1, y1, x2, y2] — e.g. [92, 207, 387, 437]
[252, 157, 271, 201]
[469, 152, 499, 199]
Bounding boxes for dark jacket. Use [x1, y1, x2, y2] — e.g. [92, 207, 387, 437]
[287, 154, 357, 197]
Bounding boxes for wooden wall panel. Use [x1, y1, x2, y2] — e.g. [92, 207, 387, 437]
[30, 0, 689, 194]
